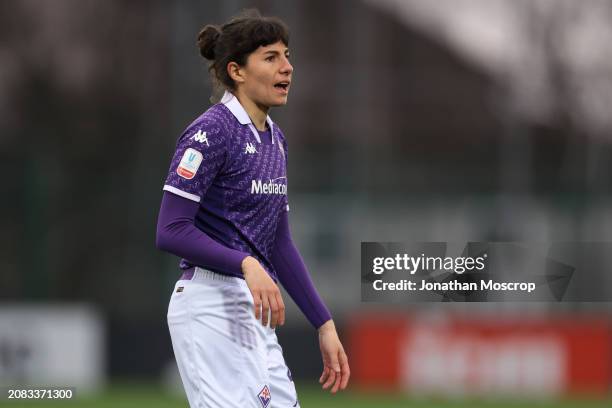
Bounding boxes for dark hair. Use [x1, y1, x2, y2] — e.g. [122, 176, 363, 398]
[197, 9, 289, 98]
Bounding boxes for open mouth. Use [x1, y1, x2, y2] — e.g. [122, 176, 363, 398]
[274, 81, 290, 91]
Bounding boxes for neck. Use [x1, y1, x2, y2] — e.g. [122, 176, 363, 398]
[234, 89, 269, 131]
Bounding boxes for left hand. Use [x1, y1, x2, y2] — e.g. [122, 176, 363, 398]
[318, 320, 350, 393]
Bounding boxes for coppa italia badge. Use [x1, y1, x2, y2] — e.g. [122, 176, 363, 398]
[177, 148, 202, 179]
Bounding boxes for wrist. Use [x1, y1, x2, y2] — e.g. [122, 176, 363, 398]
[318, 319, 335, 334]
[241, 256, 256, 274]
[241, 255, 256, 268]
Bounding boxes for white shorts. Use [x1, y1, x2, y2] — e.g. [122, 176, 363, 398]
[167, 267, 300, 408]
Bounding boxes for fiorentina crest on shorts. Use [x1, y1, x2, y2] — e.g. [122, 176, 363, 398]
[257, 385, 271, 408]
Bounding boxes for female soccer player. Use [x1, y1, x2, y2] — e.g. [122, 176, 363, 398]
[156, 10, 350, 408]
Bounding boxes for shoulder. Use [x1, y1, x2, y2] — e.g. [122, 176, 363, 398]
[177, 104, 235, 148]
[183, 104, 231, 136]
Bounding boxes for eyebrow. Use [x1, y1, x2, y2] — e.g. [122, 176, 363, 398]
[263, 49, 290, 55]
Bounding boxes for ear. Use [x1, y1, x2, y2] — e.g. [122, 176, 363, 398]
[227, 62, 245, 85]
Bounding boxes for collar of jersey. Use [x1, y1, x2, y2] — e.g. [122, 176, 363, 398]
[222, 91, 274, 144]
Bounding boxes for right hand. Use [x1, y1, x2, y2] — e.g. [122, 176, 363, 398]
[241, 256, 285, 328]
[318, 320, 350, 393]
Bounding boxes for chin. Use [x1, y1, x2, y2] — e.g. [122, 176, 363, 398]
[272, 96, 289, 107]
[266, 101, 285, 108]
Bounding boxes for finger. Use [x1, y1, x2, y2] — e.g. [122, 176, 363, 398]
[327, 350, 341, 392]
[253, 292, 262, 321]
[340, 352, 350, 390]
[276, 291, 285, 326]
[330, 357, 342, 393]
[331, 368, 342, 394]
[322, 368, 336, 390]
[268, 293, 279, 329]
[319, 367, 329, 384]
[322, 369, 336, 390]
[261, 297, 270, 326]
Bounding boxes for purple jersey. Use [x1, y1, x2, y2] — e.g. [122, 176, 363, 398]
[163, 92, 289, 280]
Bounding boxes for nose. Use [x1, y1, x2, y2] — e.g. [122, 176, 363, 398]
[280, 56, 293, 75]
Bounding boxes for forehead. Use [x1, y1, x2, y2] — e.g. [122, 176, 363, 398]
[253, 41, 289, 54]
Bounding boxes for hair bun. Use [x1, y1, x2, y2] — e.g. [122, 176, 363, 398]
[197, 25, 221, 60]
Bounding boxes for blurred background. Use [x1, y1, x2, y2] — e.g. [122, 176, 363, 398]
[1, 0, 612, 406]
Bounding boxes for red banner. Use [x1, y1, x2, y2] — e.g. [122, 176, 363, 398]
[349, 313, 611, 396]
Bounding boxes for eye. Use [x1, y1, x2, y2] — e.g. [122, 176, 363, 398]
[265, 55, 275, 62]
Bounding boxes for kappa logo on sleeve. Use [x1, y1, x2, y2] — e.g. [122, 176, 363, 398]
[190, 129, 209, 146]
[257, 385, 271, 408]
[176, 148, 203, 179]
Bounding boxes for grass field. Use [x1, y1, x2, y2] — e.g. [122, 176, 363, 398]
[3, 383, 611, 407]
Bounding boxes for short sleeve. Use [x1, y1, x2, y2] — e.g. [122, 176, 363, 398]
[163, 118, 227, 203]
